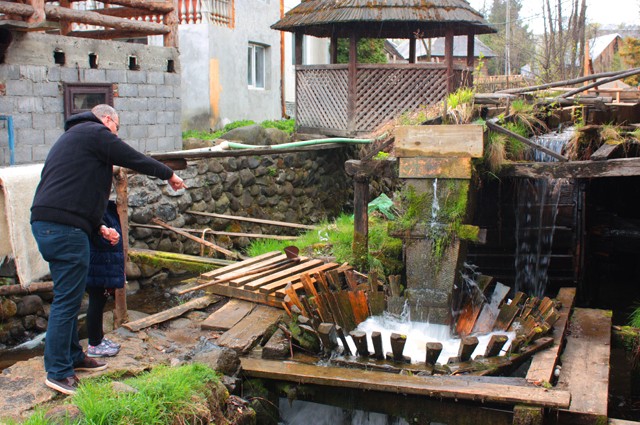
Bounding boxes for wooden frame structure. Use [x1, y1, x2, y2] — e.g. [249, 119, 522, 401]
[0, 0, 179, 47]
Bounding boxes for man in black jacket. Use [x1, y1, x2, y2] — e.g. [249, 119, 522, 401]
[31, 104, 185, 395]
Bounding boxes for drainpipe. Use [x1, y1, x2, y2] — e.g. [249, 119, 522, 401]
[279, 0, 286, 118]
[0, 115, 15, 165]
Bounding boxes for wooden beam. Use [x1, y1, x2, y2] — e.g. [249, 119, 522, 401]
[98, 0, 174, 14]
[445, 29, 454, 93]
[409, 37, 416, 64]
[163, 0, 178, 48]
[501, 157, 640, 179]
[113, 168, 129, 328]
[66, 29, 164, 39]
[122, 294, 220, 332]
[240, 357, 572, 408]
[526, 287, 576, 384]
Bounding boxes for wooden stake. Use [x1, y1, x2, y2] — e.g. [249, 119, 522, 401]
[113, 168, 129, 328]
[484, 334, 509, 358]
[426, 342, 443, 366]
[318, 323, 338, 355]
[458, 336, 479, 362]
[350, 330, 370, 357]
[387, 333, 411, 363]
[371, 331, 384, 360]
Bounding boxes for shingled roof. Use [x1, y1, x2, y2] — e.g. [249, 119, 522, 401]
[272, 0, 496, 39]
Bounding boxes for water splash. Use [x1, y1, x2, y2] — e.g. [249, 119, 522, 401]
[430, 177, 440, 228]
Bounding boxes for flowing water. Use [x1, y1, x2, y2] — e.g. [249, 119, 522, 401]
[513, 128, 574, 297]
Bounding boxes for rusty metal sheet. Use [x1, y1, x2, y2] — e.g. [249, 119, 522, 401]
[399, 157, 472, 179]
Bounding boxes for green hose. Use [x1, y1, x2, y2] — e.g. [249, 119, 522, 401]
[225, 137, 372, 150]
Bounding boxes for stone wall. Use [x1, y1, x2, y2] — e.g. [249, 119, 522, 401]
[0, 31, 181, 166]
[127, 148, 355, 254]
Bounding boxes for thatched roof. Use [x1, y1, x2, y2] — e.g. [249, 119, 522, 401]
[272, 0, 496, 39]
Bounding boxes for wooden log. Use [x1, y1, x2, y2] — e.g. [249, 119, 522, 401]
[501, 156, 640, 179]
[350, 330, 371, 357]
[317, 323, 338, 355]
[486, 121, 568, 162]
[558, 67, 640, 99]
[129, 248, 232, 274]
[131, 223, 297, 240]
[0, 281, 53, 296]
[186, 210, 316, 230]
[336, 326, 351, 356]
[483, 334, 509, 358]
[371, 331, 384, 360]
[100, 0, 175, 13]
[151, 218, 239, 260]
[123, 294, 220, 332]
[387, 333, 411, 363]
[163, 0, 178, 48]
[457, 336, 479, 362]
[352, 174, 369, 270]
[590, 142, 625, 161]
[426, 342, 443, 366]
[498, 69, 633, 94]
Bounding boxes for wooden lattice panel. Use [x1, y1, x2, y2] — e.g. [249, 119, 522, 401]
[296, 67, 348, 131]
[355, 67, 448, 132]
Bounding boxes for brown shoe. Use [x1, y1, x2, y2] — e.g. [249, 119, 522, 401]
[45, 375, 79, 395]
[74, 356, 107, 372]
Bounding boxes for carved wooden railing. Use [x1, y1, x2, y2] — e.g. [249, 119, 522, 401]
[177, 0, 233, 27]
[296, 63, 472, 136]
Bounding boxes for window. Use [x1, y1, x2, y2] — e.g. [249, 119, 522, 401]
[63, 83, 114, 119]
[247, 43, 265, 89]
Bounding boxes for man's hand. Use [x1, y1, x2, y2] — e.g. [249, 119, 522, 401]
[168, 173, 187, 191]
[100, 226, 120, 246]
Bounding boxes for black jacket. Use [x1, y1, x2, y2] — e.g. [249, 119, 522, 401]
[31, 111, 174, 235]
[86, 201, 125, 289]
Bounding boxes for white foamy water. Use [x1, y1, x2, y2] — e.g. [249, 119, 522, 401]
[340, 313, 515, 364]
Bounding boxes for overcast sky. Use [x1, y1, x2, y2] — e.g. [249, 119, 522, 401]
[467, 0, 640, 33]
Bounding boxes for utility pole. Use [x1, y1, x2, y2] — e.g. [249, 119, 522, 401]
[505, 0, 511, 76]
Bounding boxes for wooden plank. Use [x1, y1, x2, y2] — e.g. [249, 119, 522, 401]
[263, 262, 340, 294]
[399, 157, 472, 179]
[204, 283, 283, 309]
[200, 251, 281, 280]
[472, 282, 510, 334]
[123, 295, 220, 332]
[240, 357, 571, 408]
[200, 299, 255, 331]
[493, 292, 526, 331]
[526, 287, 576, 384]
[217, 305, 283, 354]
[395, 125, 484, 158]
[227, 256, 299, 287]
[590, 142, 625, 161]
[557, 308, 611, 418]
[239, 259, 323, 290]
[501, 157, 640, 179]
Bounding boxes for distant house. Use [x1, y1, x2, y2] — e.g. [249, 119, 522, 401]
[395, 36, 496, 75]
[588, 33, 623, 73]
[179, 1, 283, 131]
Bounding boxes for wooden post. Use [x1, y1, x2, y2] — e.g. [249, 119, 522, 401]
[484, 334, 509, 358]
[294, 31, 303, 66]
[409, 37, 416, 63]
[445, 29, 454, 94]
[387, 333, 411, 363]
[113, 168, 129, 328]
[466, 34, 475, 68]
[163, 0, 179, 48]
[330, 35, 338, 64]
[388, 275, 401, 297]
[371, 331, 384, 360]
[26, 0, 45, 24]
[426, 342, 443, 366]
[458, 336, 479, 362]
[317, 323, 338, 355]
[350, 330, 370, 357]
[58, 0, 72, 34]
[352, 174, 369, 270]
[336, 326, 351, 356]
[347, 33, 358, 134]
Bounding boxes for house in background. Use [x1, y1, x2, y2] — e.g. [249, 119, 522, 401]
[179, 0, 283, 131]
[395, 36, 496, 76]
[588, 33, 623, 74]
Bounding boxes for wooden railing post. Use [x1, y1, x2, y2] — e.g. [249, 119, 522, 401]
[113, 168, 130, 328]
[164, 0, 179, 47]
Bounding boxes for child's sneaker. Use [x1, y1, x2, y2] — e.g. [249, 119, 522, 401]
[102, 338, 121, 349]
[87, 341, 119, 358]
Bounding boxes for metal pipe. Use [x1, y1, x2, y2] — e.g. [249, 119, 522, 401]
[0, 115, 15, 165]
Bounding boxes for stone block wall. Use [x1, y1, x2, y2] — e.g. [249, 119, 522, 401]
[0, 31, 181, 166]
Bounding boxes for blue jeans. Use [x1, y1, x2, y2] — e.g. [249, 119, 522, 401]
[32, 221, 89, 380]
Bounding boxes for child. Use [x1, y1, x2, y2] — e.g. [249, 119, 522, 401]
[85, 200, 123, 357]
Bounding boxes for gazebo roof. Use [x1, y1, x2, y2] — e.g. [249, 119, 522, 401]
[272, 0, 496, 39]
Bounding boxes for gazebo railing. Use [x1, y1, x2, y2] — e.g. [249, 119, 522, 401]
[295, 63, 472, 136]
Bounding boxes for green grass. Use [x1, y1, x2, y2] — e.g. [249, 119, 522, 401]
[630, 306, 640, 328]
[13, 364, 221, 425]
[246, 213, 403, 276]
[182, 119, 295, 141]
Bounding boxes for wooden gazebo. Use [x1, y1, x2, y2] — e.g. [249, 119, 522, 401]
[272, 0, 496, 136]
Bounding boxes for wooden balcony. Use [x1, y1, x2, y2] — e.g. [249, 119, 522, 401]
[295, 63, 472, 137]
